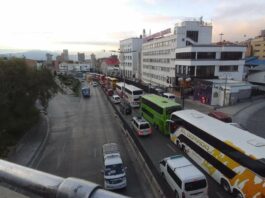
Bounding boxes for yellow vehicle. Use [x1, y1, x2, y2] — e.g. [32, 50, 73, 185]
[106, 77, 118, 90]
[167, 109, 265, 198]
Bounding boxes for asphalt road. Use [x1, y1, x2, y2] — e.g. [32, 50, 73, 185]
[233, 100, 265, 139]
[35, 87, 153, 198]
[120, 104, 232, 198]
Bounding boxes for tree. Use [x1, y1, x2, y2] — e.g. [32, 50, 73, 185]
[0, 58, 58, 154]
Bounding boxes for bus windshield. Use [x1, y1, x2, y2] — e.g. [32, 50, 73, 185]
[133, 90, 143, 95]
[185, 179, 207, 191]
[105, 164, 124, 176]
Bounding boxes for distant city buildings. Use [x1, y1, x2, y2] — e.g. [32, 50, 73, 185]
[62, 49, 69, 62]
[59, 62, 91, 74]
[90, 53, 97, 71]
[46, 53, 53, 65]
[78, 52, 85, 63]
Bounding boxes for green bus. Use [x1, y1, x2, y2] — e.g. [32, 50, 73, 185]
[140, 94, 182, 135]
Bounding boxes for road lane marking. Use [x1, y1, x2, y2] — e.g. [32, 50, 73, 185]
[167, 144, 177, 152]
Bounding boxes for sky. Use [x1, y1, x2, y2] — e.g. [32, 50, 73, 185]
[0, 0, 264, 56]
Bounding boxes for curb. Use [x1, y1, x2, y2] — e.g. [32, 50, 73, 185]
[27, 114, 50, 168]
[100, 86, 166, 198]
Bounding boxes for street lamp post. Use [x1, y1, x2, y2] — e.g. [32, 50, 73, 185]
[178, 77, 191, 109]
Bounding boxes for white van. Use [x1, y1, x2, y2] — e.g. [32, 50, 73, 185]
[162, 93, 176, 100]
[160, 155, 208, 198]
[102, 143, 127, 190]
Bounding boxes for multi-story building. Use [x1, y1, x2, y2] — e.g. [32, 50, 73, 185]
[119, 37, 142, 80]
[141, 18, 212, 87]
[175, 44, 246, 81]
[78, 52, 85, 63]
[250, 30, 265, 59]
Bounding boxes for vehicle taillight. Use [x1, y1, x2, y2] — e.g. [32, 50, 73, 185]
[149, 128, 152, 134]
[137, 130, 142, 135]
[182, 192, 185, 198]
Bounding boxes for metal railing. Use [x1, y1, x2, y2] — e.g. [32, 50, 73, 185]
[0, 159, 127, 198]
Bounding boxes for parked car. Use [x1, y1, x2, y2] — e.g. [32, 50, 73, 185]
[111, 94, 121, 104]
[92, 81, 98, 87]
[131, 116, 152, 136]
[107, 89, 114, 96]
[160, 155, 208, 198]
[162, 92, 176, 100]
[119, 101, 132, 115]
[154, 88, 164, 96]
[208, 111, 232, 123]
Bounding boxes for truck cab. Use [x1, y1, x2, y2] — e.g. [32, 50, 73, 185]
[102, 143, 127, 190]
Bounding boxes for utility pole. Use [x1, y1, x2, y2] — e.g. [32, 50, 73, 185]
[219, 33, 224, 43]
[223, 74, 228, 106]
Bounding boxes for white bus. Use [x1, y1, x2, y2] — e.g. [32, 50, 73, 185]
[115, 82, 143, 107]
[167, 109, 265, 198]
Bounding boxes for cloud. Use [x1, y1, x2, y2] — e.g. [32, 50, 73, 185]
[144, 14, 178, 23]
[212, 16, 265, 42]
[55, 41, 118, 46]
[214, 0, 265, 20]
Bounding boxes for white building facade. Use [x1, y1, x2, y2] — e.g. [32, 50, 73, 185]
[59, 62, 91, 74]
[142, 34, 176, 87]
[141, 19, 212, 87]
[119, 38, 142, 80]
[175, 45, 246, 81]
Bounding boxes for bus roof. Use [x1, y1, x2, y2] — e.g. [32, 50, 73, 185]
[142, 94, 181, 108]
[172, 110, 265, 159]
[116, 82, 142, 91]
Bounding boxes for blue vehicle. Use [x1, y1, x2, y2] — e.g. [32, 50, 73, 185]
[81, 86, 90, 97]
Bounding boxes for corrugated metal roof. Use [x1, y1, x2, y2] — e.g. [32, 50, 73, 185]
[249, 65, 265, 71]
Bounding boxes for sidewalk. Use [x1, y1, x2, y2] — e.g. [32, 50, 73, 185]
[7, 114, 49, 167]
[1, 114, 49, 197]
[176, 94, 265, 117]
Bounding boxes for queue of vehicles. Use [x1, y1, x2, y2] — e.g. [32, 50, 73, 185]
[87, 74, 265, 198]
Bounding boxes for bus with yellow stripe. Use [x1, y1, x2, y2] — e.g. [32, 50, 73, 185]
[167, 109, 265, 198]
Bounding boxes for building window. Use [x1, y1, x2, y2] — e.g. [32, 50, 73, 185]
[176, 52, 196, 59]
[219, 65, 238, 72]
[220, 52, 243, 60]
[186, 31, 199, 42]
[196, 66, 215, 78]
[197, 52, 216, 60]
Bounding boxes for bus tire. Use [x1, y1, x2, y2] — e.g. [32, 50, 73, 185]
[161, 172, 165, 179]
[177, 141, 182, 149]
[233, 190, 243, 198]
[174, 190, 179, 198]
[221, 179, 231, 193]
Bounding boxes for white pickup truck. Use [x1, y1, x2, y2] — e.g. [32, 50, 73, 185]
[102, 143, 127, 190]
